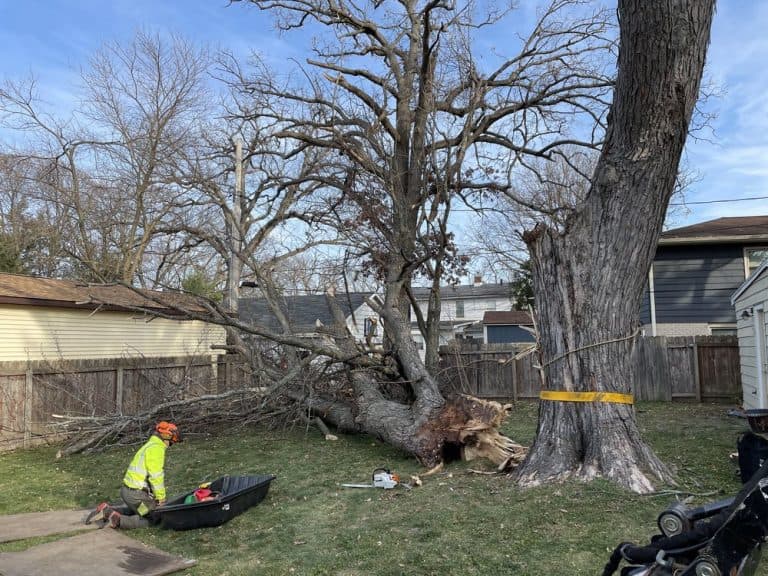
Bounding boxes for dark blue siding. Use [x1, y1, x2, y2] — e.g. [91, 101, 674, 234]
[648, 244, 748, 324]
[487, 325, 536, 344]
[640, 286, 651, 325]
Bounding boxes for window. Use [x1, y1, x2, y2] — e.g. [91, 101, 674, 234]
[455, 299, 464, 318]
[364, 317, 378, 337]
[710, 327, 737, 337]
[745, 247, 768, 277]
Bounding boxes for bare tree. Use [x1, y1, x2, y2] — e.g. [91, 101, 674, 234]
[221, 0, 614, 467]
[515, 0, 715, 492]
[469, 149, 596, 280]
[0, 155, 63, 275]
[0, 31, 211, 285]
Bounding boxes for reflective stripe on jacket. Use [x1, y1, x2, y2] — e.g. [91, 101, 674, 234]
[122, 435, 167, 501]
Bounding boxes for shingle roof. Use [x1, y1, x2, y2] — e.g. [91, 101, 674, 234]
[238, 293, 372, 334]
[0, 272, 206, 314]
[483, 310, 533, 325]
[411, 282, 512, 300]
[661, 216, 768, 243]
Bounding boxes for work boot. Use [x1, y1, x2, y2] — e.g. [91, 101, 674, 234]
[107, 510, 121, 529]
[84, 502, 110, 525]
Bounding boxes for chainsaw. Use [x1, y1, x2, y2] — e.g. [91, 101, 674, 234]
[342, 468, 408, 490]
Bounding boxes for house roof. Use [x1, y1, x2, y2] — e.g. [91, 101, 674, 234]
[660, 216, 768, 245]
[411, 282, 512, 300]
[731, 259, 768, 305]
[410, 319, 477, 330]
[238, 293, 372, 334]
[0, 272, 206, 314]
[483, 310, 533, 325]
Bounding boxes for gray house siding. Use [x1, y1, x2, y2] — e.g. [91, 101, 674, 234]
[486, 325, 535, 344]
[640, 244, 753, 325]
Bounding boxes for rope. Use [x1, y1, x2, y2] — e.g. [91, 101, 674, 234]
[540, 328, 641, 369]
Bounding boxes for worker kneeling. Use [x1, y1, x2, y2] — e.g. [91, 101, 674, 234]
[92, 421, 182, 529]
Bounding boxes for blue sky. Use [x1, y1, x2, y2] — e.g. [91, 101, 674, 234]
[0, 0, 765, 230]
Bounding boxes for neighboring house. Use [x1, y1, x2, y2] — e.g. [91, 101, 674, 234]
[731, 260, 768, 410]
[0, 273, 225, 362]
[238, 293, 383, 346]
[410, 277, 515, 355]
[641, 216, 768, 337]
[482, 311, 535, 346]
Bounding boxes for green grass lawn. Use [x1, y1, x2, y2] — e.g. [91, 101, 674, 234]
[0, 402, 763, 575]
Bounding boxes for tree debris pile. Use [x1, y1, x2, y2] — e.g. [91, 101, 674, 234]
[51, 386, 281, 456]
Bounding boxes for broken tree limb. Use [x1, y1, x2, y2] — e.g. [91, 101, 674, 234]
[299, 413, 338, 441]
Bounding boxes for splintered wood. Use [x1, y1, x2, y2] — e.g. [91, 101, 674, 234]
[429, 395, 528, 472]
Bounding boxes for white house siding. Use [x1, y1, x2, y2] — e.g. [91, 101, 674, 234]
[416, 296, 512, 322]
[0, 304, 225, 362]
[734, 268, 768, 410]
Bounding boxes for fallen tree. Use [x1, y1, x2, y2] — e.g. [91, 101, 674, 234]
[195, 0, 611, 471]
[49, 284, 527, 472]
[52, 0, 611, 472]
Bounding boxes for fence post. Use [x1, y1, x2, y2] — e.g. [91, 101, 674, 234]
[115, 366, 124, 415]
[692, 339, 701, 402]
[511, 357, 518, 402]
[24, 369, 33, 448]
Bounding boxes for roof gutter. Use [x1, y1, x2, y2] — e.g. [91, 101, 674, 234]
[0, 296, 190, 316]
[659, 234, 768, 246]
[732, 259, 768, 305]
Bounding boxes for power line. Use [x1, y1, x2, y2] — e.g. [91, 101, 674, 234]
[669, 195, 768, 206]
[445, 194, 768, 212]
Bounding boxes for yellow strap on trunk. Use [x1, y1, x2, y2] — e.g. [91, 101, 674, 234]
[539, 390, 634, 405]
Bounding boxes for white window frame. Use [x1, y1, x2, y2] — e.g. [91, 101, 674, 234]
[744, 246, 768, 278]
[455, 299, 465, 318]
[708, 324, 737, 336]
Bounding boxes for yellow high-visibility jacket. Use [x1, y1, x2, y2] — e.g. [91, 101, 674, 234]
[123, 435, 167, 501]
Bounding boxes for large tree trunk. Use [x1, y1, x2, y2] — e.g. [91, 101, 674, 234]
[515, 0, 715, 493]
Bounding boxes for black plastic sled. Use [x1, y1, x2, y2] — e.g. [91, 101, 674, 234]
[154, 474, 276, 531]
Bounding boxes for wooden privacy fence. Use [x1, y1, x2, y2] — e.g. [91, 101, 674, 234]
[0, 354, 251, 452]
[438, 336, 742, 403]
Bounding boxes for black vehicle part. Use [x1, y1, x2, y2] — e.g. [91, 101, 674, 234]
[655, 432, 768, 538]
[154, 474, 275, 531]
[603, 445, 768, 576]
[738, 432, 768, 483]
[658, 498, 735, 537]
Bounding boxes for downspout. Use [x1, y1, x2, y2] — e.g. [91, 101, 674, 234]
[755, 306, 766, 409]
[648, 264, 657, 336]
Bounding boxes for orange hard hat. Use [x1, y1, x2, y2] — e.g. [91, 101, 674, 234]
[155, 421, 182, 444]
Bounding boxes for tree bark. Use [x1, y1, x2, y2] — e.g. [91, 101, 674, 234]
[515, 0, 715, 493]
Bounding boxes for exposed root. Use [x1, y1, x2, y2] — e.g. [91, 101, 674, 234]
[420, 395, 528, 472]
[516, 460, 664, 494]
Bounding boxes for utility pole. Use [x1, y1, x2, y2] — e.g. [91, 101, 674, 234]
[226, 138, 244, 314]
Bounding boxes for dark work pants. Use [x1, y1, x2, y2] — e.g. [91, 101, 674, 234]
[118, 485, 157, 529]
